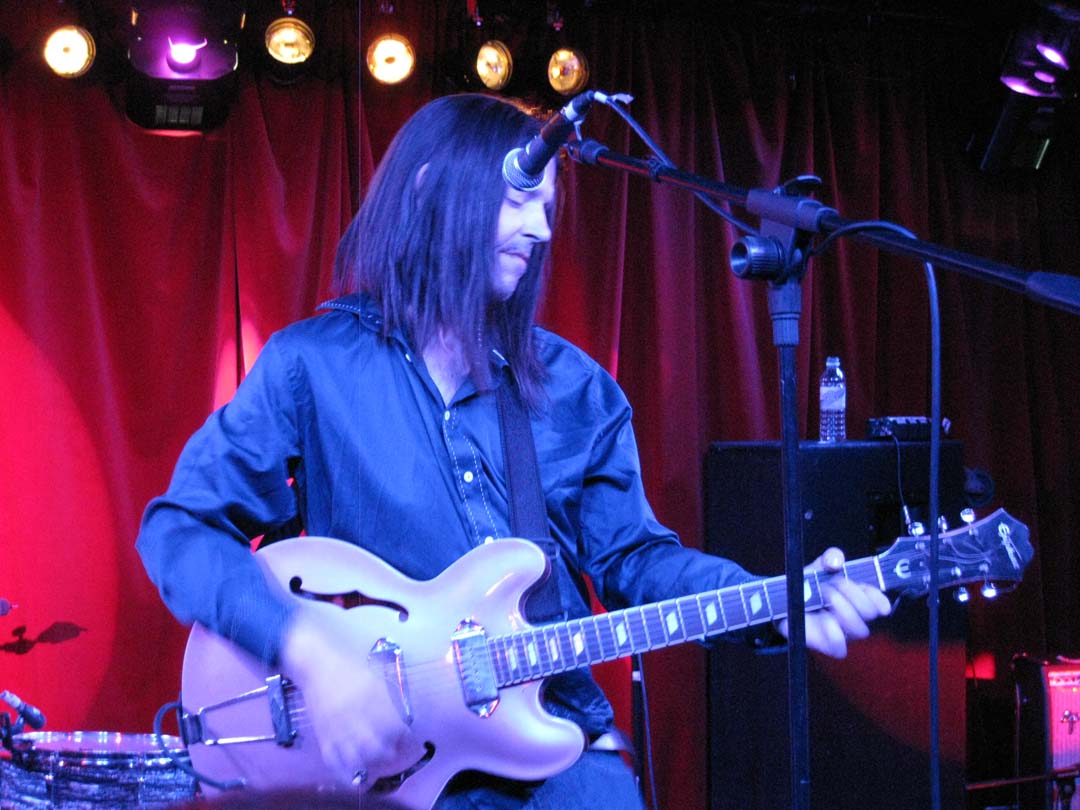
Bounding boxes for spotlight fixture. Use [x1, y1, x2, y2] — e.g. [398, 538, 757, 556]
[998, 2, 1079, 99]
[366, 33, 415, 84]
[265, 16, 315, 65]
[972, 1, 1080, 171]
[125, 0, 245, 131]
[547, 47, 588, 95]
[166, 37, 207, 72]
[475, 40, 512, 90]
[43, 24, 96, 78]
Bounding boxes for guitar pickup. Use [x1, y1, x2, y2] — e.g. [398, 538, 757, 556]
[452, 620, 499, 716]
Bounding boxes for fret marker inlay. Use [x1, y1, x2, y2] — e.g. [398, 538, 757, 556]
[615, 622, 628, 646]
[665, 611, 678, 635]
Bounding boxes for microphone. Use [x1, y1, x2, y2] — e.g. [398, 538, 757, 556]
[502, 91, 595, 191]
[1, 690, 47, 730]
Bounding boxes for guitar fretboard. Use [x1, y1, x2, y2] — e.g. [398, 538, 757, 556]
[487, 558, 885, 687]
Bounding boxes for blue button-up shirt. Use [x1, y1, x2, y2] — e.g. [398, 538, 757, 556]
[137, 294, 761, 734]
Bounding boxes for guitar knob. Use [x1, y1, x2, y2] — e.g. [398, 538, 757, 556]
[954, 586, 970, 603]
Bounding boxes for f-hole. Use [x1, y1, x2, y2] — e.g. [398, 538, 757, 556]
[288, 576, 409, 620]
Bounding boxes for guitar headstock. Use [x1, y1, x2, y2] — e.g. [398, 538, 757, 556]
[875, 508, 1032, 598]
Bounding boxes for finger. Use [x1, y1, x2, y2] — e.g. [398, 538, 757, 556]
[805, 612, 848, 658]
[867, 585, 893, 616]
[820, 584, 871, 640]
[323, 734, 360, 783]
[831, 578, 893, 620]
[828, 579, 886, 622]
[804, 546, 846, 574]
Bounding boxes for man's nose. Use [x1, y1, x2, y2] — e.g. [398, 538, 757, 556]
[522, 203, 552, 242]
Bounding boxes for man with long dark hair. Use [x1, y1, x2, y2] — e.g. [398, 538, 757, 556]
[137, 94, 889, 809]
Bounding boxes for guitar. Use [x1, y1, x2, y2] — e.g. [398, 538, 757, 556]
[178, 509, 1031, 808]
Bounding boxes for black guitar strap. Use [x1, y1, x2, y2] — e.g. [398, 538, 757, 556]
[495, 373, 565, 623]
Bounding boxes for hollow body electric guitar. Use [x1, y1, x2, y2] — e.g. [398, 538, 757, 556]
[179, 509, 1031, 808]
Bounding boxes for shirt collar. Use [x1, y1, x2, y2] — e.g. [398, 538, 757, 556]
[318, 293, 511, 372]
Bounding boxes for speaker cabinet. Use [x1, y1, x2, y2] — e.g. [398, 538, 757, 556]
[1013, 655, 1080, 810]
[704, 441, 968, 810]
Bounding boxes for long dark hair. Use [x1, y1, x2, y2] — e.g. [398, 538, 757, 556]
[333, 94, 553, 405]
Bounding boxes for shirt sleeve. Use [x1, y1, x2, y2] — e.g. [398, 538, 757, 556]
[576, 370, 783, 649]
[136, 335, 302, 665]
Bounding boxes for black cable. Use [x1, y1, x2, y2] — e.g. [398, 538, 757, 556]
[153, 699, 246, 792]
[592, 94, 760, 237]
[634, 654, 661, 810]
[809, 219, 943, 810]
[888, 431, 916, 533]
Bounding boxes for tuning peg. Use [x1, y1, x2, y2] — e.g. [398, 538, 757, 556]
[960, 508, 976, 526]
[909, 522, 926, 537]
[954, 586, 971, 603]
[938, 516, 950, 532]
[981, 581, 999, 599]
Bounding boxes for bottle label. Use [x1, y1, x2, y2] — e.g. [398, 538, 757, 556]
[820, 386, 845, 410]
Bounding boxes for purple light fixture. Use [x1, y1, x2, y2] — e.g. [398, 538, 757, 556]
[166, 37, 207, 71]
[125, 0, 244, 131]
[997, 3, 1078, 101]
[977, 2, 1078, 172]
[1036, 41, 1069, 68]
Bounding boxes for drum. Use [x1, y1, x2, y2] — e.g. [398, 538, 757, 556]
[0, 731, 196, 809]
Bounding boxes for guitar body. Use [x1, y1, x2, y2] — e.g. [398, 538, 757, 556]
[180, 537, 586, 809]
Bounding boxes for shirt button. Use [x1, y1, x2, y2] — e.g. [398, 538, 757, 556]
[463, 471, 474, 484]
[443, 410, 451, 422]
[404, 352, 412, 363]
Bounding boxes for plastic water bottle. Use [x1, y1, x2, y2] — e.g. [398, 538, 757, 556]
[819, 356, 846, 442]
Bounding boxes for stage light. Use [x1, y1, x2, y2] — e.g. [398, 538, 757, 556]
[43, 25, 96, 78]
[125, 1, 245, 131]
[265, 16, 315, 65]
[166, 37, 206, 71]
[475, 40, 512, 90]
[1034, 10, 1074, 71]
[547, 47, 588, 95]
[997, 4, 1079, 100]
[1036, 40, 1070, 68]
[367, 34, 415, 84]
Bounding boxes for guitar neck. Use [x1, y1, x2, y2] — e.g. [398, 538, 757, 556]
[487, 556, 888, 688]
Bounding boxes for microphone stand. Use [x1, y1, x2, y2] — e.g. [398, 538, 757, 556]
[565, 137, 1080, 810]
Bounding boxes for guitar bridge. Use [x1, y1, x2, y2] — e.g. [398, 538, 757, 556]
[370, 638, 413, 725]
[451, 620, 499, 716]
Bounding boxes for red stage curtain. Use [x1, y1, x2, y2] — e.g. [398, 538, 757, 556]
[1, 3, 1078, 809]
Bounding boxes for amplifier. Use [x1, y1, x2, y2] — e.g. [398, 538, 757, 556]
[1013, 655, 1080, 809]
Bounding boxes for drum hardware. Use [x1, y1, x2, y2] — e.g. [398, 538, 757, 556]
[0, 731, 197, 808]
[1, 689, 47, 753]
[0, 690, 46, 731]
